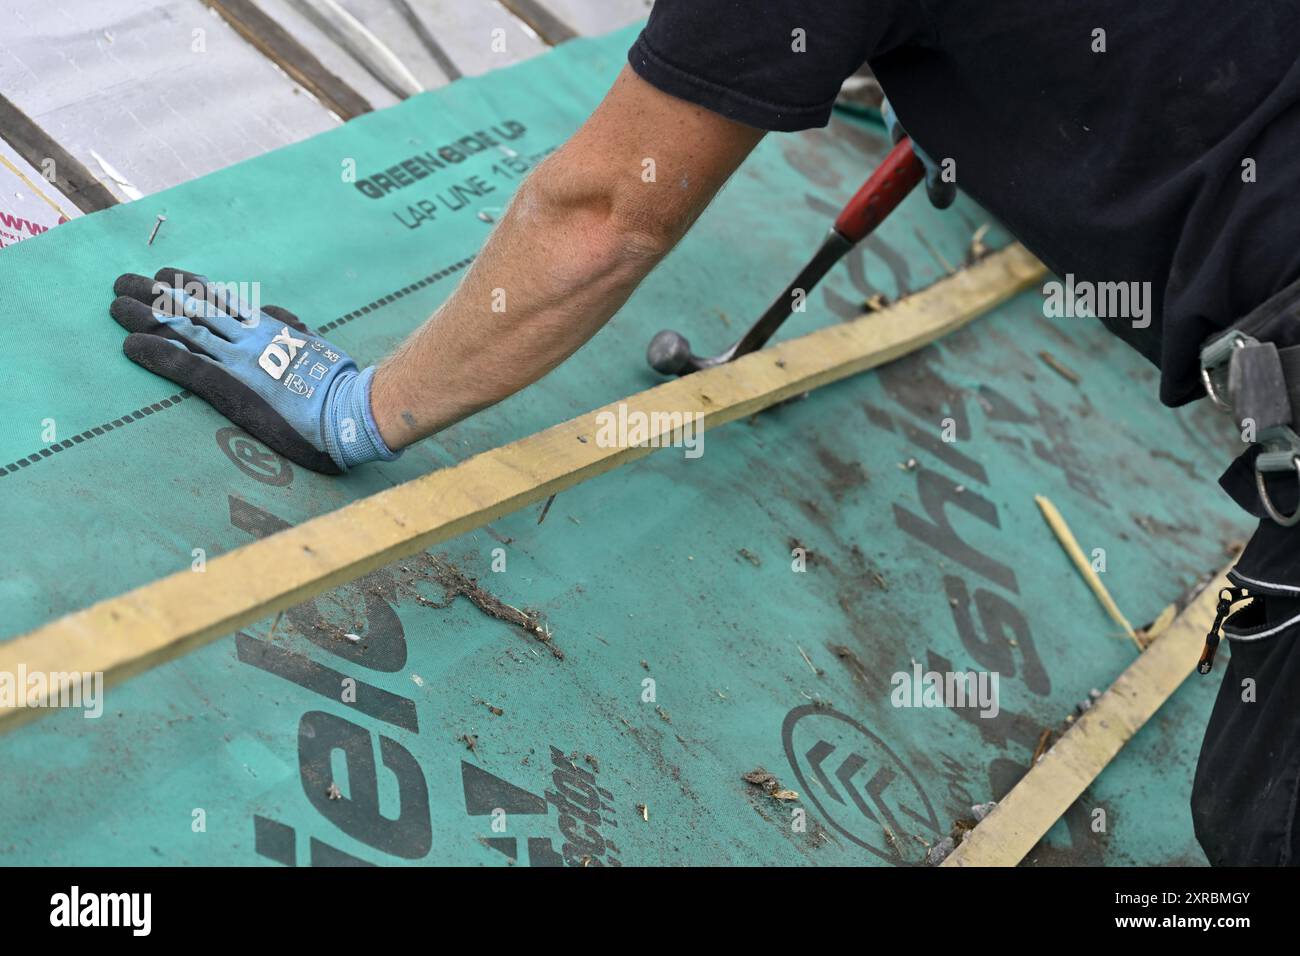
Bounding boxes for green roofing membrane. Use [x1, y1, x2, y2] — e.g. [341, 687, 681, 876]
[0, 25, 1248, 865]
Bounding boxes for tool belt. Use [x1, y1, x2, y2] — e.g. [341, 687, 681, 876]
[1200, 276, 1300, 526]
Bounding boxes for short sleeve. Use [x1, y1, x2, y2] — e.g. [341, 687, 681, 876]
[628, 0, 930, 131]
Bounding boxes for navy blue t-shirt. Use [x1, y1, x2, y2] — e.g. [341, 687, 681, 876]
[629, 1, 1300, 407]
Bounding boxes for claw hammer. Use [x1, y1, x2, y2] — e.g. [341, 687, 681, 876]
[646, 137, 925, 376]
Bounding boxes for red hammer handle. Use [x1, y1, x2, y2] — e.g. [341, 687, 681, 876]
[833, 137, 925, 243]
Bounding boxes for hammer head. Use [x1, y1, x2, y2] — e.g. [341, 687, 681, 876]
[647, 329, 698, 376]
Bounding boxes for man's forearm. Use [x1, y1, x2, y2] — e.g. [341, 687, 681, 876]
[369, 154, 671, 450]
[368, 65, 763, 453]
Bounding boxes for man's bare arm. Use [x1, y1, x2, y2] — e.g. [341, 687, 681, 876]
[108, 66, 761, 473]
[369, 65, 764, 450]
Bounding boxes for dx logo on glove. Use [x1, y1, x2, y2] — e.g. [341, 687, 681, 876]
[258, 327, 308, 379]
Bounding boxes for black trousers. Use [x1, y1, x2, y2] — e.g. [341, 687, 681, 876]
[1192, 515, 1300, 865]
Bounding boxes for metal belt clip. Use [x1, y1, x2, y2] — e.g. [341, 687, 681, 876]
[1199, 330, 1251, 412]
[1201, 328, 1300, 526]
[1254, 425, 1300, 527]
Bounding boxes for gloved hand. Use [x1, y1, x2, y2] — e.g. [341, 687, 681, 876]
[882, 99, 957, 210]
[109, 267, 400, 474]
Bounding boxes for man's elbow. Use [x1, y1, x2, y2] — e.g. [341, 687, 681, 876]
[610, 190, 692, 261]
[517, 154, 686, 269]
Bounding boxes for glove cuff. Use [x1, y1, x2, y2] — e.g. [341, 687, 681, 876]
[325, 365, 402, 470]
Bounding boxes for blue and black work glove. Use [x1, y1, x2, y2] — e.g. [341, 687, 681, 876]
[109, 268, 400, 474]
[882, 99, 957, 210]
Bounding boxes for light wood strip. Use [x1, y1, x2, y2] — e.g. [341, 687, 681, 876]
[943, 572, 1226, 867]
[0, 244, 1045, 732]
